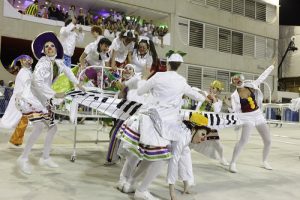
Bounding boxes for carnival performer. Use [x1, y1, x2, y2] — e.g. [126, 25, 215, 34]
[131, 36, 157, 77]
[105, 64, 140, 165]
[190, 80, 229, 166]
[0, 55, 33, 147]
[227, 64, 274, 173]
[105, 37, 157, 165]
[15, 32, 83, 175]
[110, 30, 136, 69]
[79, 37, 111, 86]
[59, 18, 84, 67]
[117, 52, 206, 200]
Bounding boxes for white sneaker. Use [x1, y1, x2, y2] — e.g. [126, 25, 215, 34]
[7, 142, 22, 149]
[134, 190, 159, 200]
[263, 161, 273, 170]
[17, 157, 32, 175]
[123, 182, 135, 193]
[220, 158, 230, 166]
[39, 157, 59, 168]
[117, 180, 126, 191]
[229, 163, 238, 173]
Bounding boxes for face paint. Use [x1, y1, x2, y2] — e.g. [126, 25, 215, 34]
[122, 65, 135, 80]
[44, 41, 57, 57]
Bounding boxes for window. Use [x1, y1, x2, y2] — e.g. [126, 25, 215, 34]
[233, 0, 245, 15]
[245, 0, 255, 19]
[217, 70, 230, 92]
[219, 28, 231, 53]
[206, 0, 219, 8]
[220, 0, 232, 12]
[187, 66, 202, 89]
[203, 68, 217, 91]
[232, 31, 243, 55]
[266, 4, 277, 23]
[256, 2, 266, 21]
[255, 36, 266, 58]
[189, 21, 204, 48]
[205, 24, 218, 50]
[243, 34, 255, 57]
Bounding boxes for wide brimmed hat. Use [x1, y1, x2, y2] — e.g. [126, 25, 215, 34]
[10, 55, 33, 68]
[31, 31, 63, 60]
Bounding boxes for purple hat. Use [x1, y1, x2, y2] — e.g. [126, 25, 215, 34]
[31, 31, 64, 60]
[10, 55, 33, 68]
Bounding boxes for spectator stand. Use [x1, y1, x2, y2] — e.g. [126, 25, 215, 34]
[3, 0, 171, 46]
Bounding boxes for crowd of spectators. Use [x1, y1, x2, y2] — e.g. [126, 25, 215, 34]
[17, 0, 169, 47]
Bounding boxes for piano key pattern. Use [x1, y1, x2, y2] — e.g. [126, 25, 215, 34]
[65, 91, 241, 128]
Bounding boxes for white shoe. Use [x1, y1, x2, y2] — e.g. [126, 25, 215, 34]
[263, 161, 273, 170]
[17, 157, 32, 175]
[229, 163, 238, 173]
[123, 182, 135, 193]
[7, 142, 22, 149]
[220, 158, 230, 166]
[117, 180, 126, 191]
[134, 190, 159, 200]
[39, 157, 59, 168]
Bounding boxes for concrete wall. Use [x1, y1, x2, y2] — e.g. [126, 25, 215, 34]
[279, 25, 300, 78]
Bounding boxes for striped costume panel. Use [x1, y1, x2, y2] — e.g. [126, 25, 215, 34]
[119, 123, 172, 161]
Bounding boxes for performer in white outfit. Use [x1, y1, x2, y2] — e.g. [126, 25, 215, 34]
[110, 30, 135, 69]
[79, 37, 111, 68]
[190, 80, 229, 166]
[0, 55, 33, 146]
[16, 32, 83, 175]
[117, 52, 206, 200]
[228, 64, 274, 173]
[131, 36, 157, 77]
[59, 18, 84, 67]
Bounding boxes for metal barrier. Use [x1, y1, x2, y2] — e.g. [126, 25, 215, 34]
[0, 86, 13, 117]
[263, 103, 300, 126]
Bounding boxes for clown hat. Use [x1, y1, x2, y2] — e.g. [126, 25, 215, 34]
[31, 31, 64, 60]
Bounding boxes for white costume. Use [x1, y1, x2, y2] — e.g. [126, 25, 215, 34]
[17, 56, 79, 175]
[109, 37, 134, 64]
[131, 49, 153, 74]
[0, 67, 32, 129]
[83, 38, 110, 66]
[229, 65, 274, 173]
[118, 69, 205, 198]
[59, 23, 84, 57]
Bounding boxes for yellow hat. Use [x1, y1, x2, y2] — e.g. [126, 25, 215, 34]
[210, 80, 224, 91]
[189, 112, 208, 126]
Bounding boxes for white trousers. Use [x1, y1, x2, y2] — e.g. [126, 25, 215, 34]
[167, 132, 193, 185]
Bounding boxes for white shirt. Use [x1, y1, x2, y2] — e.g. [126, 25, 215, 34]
[109, 37, 134, 63]
[138, 71, 205, 112]
[137, 71, 205, 141]
[84, 42, 110, 66]
[131, 49, 153, 73]
[59, 23, 84, 57]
